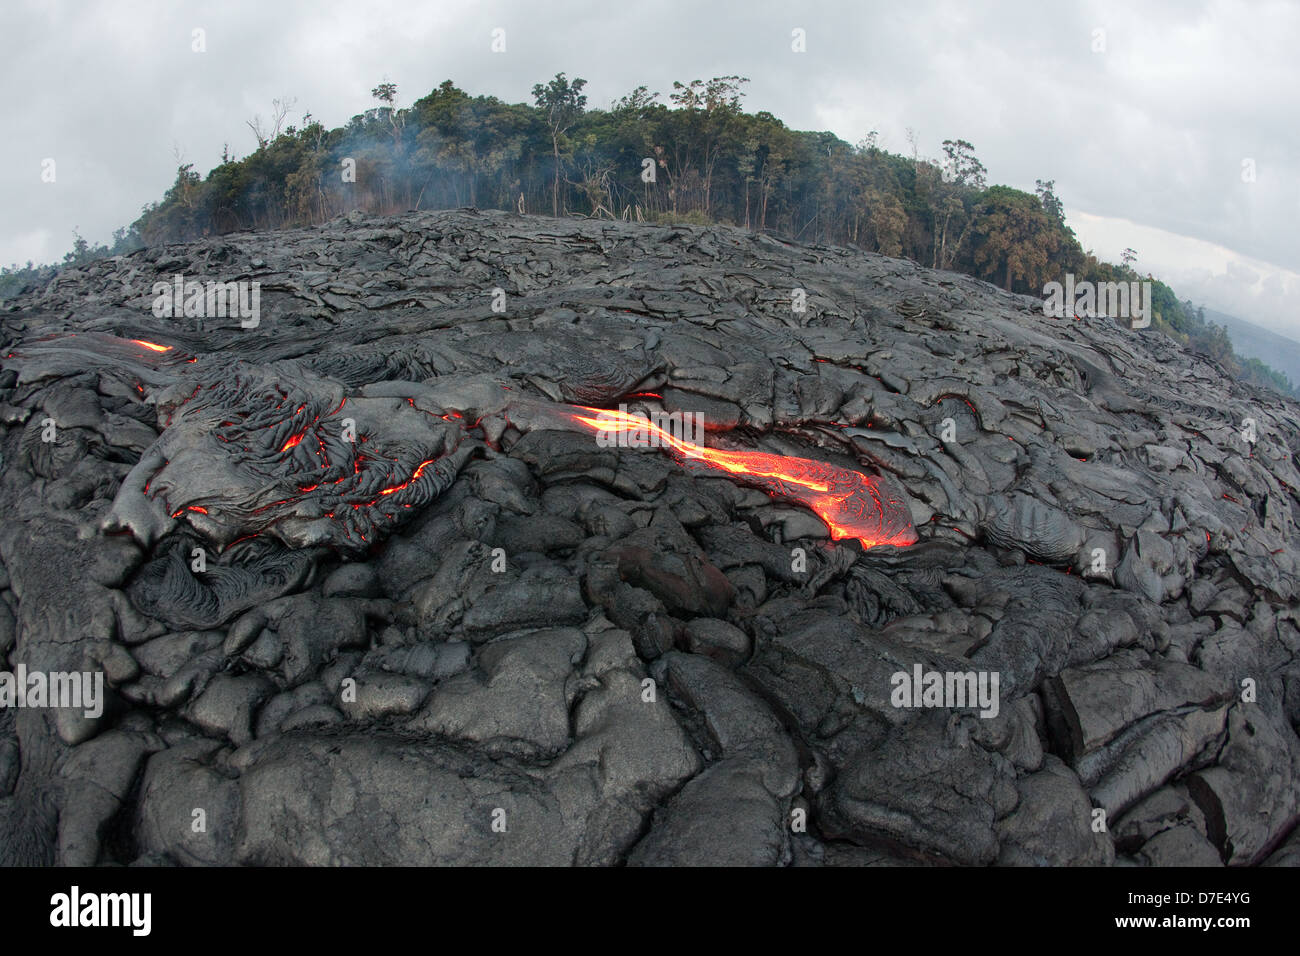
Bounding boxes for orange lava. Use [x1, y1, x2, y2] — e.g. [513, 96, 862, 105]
[569, 405, 917, 549]
[379, 458, 435, 495]
[131, 339, 172, 352]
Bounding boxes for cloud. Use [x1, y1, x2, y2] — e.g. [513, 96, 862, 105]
[1068, 208, 1300, 339]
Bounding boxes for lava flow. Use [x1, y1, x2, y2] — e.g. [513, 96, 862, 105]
[569, 405, 918, 549]
[131, 339, 173, 353]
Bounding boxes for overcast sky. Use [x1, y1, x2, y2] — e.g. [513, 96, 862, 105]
[3, 0, 1298, 338]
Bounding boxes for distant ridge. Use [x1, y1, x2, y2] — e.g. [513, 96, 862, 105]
[1204, 307, 1300, 390]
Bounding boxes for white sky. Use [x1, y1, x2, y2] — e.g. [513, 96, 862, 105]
[2, 0, 1297, 338]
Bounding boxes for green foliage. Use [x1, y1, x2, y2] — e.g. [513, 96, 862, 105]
[0, 261, 53, 300]
[1035, 179, 1065, 227]
[970, 185, 1059, 292]
[532, 73, 588, 216]
[942, 140, 987, 190]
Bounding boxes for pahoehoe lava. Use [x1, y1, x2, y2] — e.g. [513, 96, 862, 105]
[0, 207, 1298, 867]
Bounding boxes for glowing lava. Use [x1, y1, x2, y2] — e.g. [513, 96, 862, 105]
[281, 431, 308, 452]
[569, 405, 918, 549]
[378, 459, 436, 496]
[131, 339, 173, 352]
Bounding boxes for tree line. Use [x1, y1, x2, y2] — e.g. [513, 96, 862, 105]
[2, 74, 1293, 397]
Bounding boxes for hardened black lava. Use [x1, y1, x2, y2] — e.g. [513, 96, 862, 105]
[0, 208, 1297, 866]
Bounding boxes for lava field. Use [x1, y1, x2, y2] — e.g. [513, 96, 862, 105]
[1, 207, 1297, 866]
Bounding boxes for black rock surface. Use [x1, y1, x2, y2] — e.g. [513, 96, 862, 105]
[1, 207, 1297, 866]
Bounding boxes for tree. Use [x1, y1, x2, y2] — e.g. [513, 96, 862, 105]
[916, 150, 975, 270]
[941, 140, 987, 190]
[1121, 247, 1137, 270]
[371, 82, 404, 148]
[739, 111, 794, 231]
[698, 76, 748, 216]
[614, 86, 660, 113]
[905, 127, 920, 162]
[869, 192, 908, 256]
[971, 185, 1060, 292]
[1034, 179, 1065, 226]
[246, 96, 296, 150]
[62, 230, 90, 265]
[532, 73, 587, 217]
[933, 192, 966, 269]
[667, 77, 749, 216]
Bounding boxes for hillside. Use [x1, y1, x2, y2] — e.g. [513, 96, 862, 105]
[1204, 306, 1300, 390]
[5, 75, 1295, 398]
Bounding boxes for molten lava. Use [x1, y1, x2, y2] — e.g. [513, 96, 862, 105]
[569, 405, 918, 549]
[131, 339, 173, 353]
[378, 459, 436, 496]
[281, 430, 308, 452]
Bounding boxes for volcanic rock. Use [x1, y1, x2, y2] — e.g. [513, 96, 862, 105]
[1, 207, 1297, 866]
